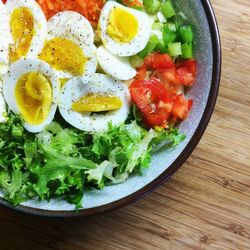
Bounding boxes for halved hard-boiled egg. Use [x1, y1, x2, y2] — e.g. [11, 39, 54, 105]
[97, 46, 136, 81]
[59, 74, 130, 133]
[5, 0, 47, 63]
[0, 1, 11, 74]
[99, 1, 151, 57]
[3, 58, 60, 133]
[39, 11, 97, 78]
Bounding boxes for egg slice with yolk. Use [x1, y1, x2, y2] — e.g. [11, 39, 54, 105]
[5, 0, 47, 63]
[107, 7, 139, 44]
[59, 74, 130, 133]
[15, 71, 52, 126]
[3, 58, 60, 133]
[0, 1, 11, 74]
[99, 2, 151, 56]
[39, 11, 97, 79]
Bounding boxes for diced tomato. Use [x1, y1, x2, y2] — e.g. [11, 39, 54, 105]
[158, 68, 179, 85]
[176, 59, 197, 86]
[132, 56, 196, 126]
[130, 78, 175, 126]
[157, 59, 197, 86]
[145, 109, 171, 127]
[143, 53, 175, 70]
[130, 78, 193, 127]
[36, 0, 104, 27]
[172, 94, 193, 120]
[152, 53, 175, 70]
[156, 68, 183, 96]
[122, 0, 143, 7]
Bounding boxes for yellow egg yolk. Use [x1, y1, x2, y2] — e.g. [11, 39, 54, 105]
[39, 38, 87, 76]
[10, 7, 35, 63]
[107, 7, 139, 43]
[72, 94, 122, 112]
[15, 71, 52, 125]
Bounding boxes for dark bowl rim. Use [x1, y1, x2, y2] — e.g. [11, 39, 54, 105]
[0, 0, 221, 218]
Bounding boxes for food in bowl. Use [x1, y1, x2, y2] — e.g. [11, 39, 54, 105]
[0, 0, 197, 209]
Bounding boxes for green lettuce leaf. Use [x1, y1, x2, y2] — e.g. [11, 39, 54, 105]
[126, 129, 156, 173]
[86, 161, 115, 189]
[0, 113, 186, 209]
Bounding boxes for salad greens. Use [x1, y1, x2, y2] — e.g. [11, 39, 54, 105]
[0, 0, 194, 210]
[0, 112, 185, 208]
[138, 0, 194, 59]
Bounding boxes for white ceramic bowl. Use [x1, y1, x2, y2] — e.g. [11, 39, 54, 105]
[0, 0, 221, 217]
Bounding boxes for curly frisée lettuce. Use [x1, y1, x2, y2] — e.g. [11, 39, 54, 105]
[0, 113, 185, 208]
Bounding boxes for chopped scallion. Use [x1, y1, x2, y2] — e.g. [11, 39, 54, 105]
[161, 0, 175, 19]
[179, 25, 193, 43]
[162, 26, 177, 45]
[152, 22, 164, 31]
[138, 35, 159, 58]
[167, 22, 177, 32]
[156, 40, 168, 53]
[168, 42, 182, 57]
[143, 0, 161, 15]
[181, 42, 193, 59]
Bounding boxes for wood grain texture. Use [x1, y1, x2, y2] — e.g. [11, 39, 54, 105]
[1, 1, 250, 249]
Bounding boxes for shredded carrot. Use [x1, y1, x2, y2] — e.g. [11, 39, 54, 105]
[122, 0, 143, 7]
[36, 0, 104, 27]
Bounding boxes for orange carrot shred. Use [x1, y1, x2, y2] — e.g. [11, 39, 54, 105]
[36, 0, 104, 27]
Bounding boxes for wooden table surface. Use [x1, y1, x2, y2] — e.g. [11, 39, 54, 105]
[1, 1, 250, 249]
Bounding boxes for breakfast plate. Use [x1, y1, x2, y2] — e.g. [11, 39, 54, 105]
[0, 0, 221, 217]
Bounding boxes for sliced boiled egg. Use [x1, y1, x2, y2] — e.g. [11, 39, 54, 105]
[59, 74, 130, 133]
[5, 0, 47, 63]
[0, 1, 11, 74]
[97, 46, 136, 81]
[46, 11, 95, 46]
[99, 1, 151, 57]
[39, 11, 97, 78]
[3, 58, 60, 133]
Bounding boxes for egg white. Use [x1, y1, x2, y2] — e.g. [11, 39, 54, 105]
[5, 0, 47, 60]
[0, 2, 11, 74]
[46, 11, 97, 78]
[48, 11, 95, 45]
[97, 46, 136, 81]
[99, 1, 151, 57]
[59, 74, 131, 133]
[3, 58, 60, 133]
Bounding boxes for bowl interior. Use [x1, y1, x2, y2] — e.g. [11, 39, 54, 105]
[0, 0, 214, 213]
